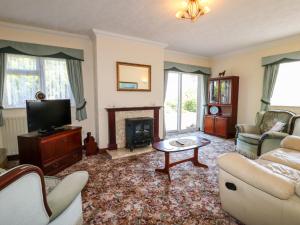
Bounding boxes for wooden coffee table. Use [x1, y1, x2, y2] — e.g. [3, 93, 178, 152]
[152, 136, 211, 181]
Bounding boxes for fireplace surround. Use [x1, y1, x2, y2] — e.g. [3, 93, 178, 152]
[106, 106, 161, 150]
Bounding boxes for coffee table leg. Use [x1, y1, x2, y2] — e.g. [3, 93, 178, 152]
[192, 147, 208, 168]
[155, 152, 171, 181]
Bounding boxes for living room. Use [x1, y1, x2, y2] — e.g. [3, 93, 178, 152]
[1, 1, 300, 225]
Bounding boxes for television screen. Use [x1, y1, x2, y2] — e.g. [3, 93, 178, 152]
[26, 99, 71, 132]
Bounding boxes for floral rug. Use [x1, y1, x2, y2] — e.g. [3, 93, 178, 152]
[57, 133, 243, 225]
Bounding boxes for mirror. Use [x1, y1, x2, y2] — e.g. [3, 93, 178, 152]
[117, 62, 151, 91]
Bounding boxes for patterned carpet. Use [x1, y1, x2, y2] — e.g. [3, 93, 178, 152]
[57, 133, 243, 225]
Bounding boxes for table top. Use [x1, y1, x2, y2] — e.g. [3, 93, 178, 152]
[152, 136, 211, 153]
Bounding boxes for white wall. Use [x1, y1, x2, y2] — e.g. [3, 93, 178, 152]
[0, 22, 96, 147]
[165, 49, 211, 67]
[94, 33, 165, 148]
[211, 34, 300, 125]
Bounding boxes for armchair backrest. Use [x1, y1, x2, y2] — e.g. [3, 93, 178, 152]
[0, 165, 51, 225]
[290, 116, 300, 136]
[259, 110, 295, 134]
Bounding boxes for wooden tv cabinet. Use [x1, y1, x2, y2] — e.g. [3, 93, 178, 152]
[18, 126, 82, 175]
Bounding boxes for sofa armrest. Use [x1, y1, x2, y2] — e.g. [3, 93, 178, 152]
[47, 171, 88, 221]
[236, 124, 260, 135]
[281, 135, 300, 152]
[257, 132, 289, 156]
[217, 153, 295, 200]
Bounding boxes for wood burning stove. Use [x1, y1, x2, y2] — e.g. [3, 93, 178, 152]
[125, 117, 153, 151]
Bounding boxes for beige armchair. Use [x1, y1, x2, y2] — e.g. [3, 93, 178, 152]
[218, 135, 300, 225]
[236, 110, 295, 159]
[0, 165, 88, 225]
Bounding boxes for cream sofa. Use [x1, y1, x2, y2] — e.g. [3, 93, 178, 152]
[0, 165, 88, 225]
[218, 136, 300, 225]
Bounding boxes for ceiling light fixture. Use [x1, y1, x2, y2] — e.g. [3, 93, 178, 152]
[176, 0, 210, 22]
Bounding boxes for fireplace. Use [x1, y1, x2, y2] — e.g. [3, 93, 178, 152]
[125, 117, 153, 151]
[106, 106, 161, 150]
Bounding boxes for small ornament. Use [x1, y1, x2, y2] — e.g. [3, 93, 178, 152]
[210, 106, 220, 115]
[219, 70, 226, 77]
[84, 132, 99, 156]
[35, 91, 46, 100]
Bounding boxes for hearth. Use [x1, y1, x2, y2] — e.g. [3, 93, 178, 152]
[125, 117, 153, 151]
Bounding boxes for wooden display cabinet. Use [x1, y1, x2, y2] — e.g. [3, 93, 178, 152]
[204, 76, 239, 138]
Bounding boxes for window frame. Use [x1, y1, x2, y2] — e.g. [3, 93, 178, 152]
[3, 54, 74, 109]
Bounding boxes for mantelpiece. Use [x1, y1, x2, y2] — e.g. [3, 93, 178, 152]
[106, 106, 161, 150]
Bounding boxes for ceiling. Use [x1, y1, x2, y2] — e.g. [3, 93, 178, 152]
[0, 0, 300, 56]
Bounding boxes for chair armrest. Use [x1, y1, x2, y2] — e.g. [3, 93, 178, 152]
[281, 135, 300, 152]
[47, 171, 89, 221]
[0, 165, 51, 225]
[236, 124, 260, 135]
[218, 153, 295, 200]
[257, 132, 289, 156]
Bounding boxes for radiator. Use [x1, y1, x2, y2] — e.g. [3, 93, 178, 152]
[1, 117, 27, 156]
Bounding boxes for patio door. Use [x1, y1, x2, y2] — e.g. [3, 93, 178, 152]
[164, 71, 200, 134]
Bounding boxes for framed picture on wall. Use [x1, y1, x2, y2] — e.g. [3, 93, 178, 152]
[119, 82, 138, 89]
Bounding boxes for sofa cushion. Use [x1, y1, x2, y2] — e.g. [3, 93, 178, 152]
[257, 159, 300, 182]
[218, 153, 295, 200]
[238, 133, 261, 145]
[260, 148, 300, 171]
[281, 136, 300, 152]
[296, 183, 300, 197]
[260, 111, 293, 133]
[269, 121, 286, 132]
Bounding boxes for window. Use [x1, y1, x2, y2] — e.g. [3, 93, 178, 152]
[271, 61, 300, 107]
[164, 71, 201, 133]
[4, 54, 74, 108]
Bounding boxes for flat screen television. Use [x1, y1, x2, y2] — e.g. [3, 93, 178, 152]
[26, 99, 71, 133]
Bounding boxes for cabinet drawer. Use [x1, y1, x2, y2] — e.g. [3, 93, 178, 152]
[43, 150, 82, 175]
[40, 131, 82, 163]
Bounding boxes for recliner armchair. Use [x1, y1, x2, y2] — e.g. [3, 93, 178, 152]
[0, 165, 88, 225]
[218, 135, 300, 225]
[236, 110, 295, 159]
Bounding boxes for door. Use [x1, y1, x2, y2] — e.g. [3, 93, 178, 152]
[220, 79, 232, 104]
[164, 72, 179, 132]
[181, 73, 198, 131]
[204, 115, 215, 134]
[215, 117, 228, 137]
[164, 71, 200, 134]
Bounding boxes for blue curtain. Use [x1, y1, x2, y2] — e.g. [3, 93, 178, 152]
[66, 59, 87, 121]
[260, 64, 279, 111]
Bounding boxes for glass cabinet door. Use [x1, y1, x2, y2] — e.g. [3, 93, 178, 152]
[220, 79, 232, 104]
[209, 80, 219, 104]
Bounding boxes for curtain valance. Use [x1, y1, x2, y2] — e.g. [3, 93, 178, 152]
[164, 61, 211, 75]
[0, 40, 84, 61]
[262, 51, 300, 66]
